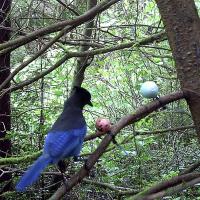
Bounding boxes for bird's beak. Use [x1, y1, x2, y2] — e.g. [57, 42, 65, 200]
[88, 101, 93, 107]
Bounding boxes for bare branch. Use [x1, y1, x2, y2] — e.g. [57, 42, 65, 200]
[0, 31, 166, 97]
[0, 0, 120, 54]
[132, 173, 200, 200]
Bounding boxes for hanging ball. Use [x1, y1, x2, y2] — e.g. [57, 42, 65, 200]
[95, 118, 111, 133]
[140, 81, 159, 98]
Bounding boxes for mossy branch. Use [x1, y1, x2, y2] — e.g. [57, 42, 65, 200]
[0, 151, 42, 165]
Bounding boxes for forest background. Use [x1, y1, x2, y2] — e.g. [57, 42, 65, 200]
[1, 0, 200, 199]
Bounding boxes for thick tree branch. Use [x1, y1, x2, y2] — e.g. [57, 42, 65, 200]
[132, 173, 200, 200]
[72, 0, 97, 87]
[0, 0, 120, 54]
[0, 31, 166, 97]
[0, 25, 75, 91]
[49, 91, 187, 200]
[0, 151, 41, 165]
[155, 0, 200, 140]
[179, 160, 200, 175]
[0, 127, 107, 165]
[1, 123, 194, 165]
[145, 177, 200, 200]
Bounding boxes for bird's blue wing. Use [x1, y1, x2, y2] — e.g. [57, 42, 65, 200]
[43, 126, 87, 163]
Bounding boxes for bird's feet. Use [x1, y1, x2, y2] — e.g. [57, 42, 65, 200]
[57, 160, 67, 173]
[56, 163, 69, 189]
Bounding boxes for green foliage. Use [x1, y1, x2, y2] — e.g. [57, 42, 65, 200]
[2, 0, 199, 199]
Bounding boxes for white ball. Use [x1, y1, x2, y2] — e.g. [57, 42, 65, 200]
[140, 81, 159, 98]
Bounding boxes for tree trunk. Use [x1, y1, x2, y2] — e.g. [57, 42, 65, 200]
[0, 0, 12, 193]
[72, 0, 97, 87]
[155, 0, 200, 140]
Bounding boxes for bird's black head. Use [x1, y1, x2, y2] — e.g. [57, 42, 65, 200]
[72, 86, 93, 108]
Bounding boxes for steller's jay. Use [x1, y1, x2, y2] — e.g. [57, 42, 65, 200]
[16, 86, 92, 192]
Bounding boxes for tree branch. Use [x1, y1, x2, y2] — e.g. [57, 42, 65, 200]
[136, 124, 195, 135]
[0, 128, 105, 165]
[0, 0, 120, 54]
[83, 178, 136, 193]
[0, 25, 75, 91]
[131, 173, 200, 200]
[179, 160, 200, 175]
[72, 0, 97, 87]
[48, 91, 187, 200]
[55, 0, 80, 16]
[0, 31, 166, 98]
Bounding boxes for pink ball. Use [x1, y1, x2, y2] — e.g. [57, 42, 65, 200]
[95, 118, 111, 133]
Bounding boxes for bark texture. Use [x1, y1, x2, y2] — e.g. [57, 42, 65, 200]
[0, 0, 12, 193]
[155, 0, 200, 139]
[72, 0, 97, 87]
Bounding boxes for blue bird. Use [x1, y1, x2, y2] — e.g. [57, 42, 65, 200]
[16, 86, 92, 192]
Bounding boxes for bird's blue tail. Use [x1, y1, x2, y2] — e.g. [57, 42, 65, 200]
[16, 154, 51, 192]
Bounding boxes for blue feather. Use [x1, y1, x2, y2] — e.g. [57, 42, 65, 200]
[16, 155, 52, 192]
[16, 87, 92, 192]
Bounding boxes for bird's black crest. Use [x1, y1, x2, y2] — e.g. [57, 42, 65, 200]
[73, 86, 92, 106]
